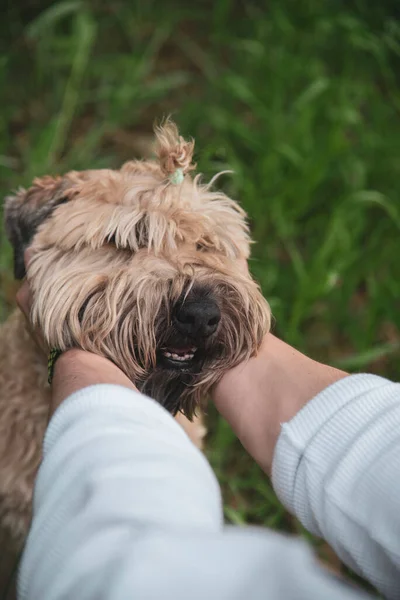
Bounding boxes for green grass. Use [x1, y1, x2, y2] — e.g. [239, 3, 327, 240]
[1, 0, 400, 581]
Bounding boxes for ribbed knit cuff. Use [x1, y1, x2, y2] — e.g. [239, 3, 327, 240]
[271, 373, 391, 534]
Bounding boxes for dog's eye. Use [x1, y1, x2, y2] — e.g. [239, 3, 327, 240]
[196, 243, 208, 252]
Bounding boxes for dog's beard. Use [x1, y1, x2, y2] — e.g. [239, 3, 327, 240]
[139, 331, 224, 417]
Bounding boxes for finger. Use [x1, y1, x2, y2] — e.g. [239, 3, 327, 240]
[24, 247, 35, 269]
[16, 280, 33, 317]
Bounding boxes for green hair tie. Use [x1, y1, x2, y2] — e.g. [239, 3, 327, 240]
[169, 168, 184, 185]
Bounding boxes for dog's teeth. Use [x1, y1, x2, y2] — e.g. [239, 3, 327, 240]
[162, 349, 195, 362]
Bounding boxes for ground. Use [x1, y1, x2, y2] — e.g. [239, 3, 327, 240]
[1, 0, 399, 585]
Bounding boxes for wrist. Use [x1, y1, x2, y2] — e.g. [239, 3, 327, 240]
[50, 350, 137, 416]
[213, 334, 348, 475]
[54, 348, 106, 372]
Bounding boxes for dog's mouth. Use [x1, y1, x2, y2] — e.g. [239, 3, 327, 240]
[158, 345, 199, 371]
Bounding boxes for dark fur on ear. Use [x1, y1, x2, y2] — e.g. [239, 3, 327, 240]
[4, 176, 75, 279]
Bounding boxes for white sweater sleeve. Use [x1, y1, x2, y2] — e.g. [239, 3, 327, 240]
[272, 373, 400, 599]
[19, 378, 394, 600]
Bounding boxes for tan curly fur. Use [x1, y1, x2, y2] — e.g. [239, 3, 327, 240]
[0, 120, 270, 595]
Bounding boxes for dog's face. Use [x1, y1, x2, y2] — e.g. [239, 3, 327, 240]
[4, 123, 270, 417]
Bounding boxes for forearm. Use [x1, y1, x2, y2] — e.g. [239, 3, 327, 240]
[212, 333, 347, 474]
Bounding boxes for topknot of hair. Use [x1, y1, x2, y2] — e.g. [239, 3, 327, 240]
[154, 119, 196, 178]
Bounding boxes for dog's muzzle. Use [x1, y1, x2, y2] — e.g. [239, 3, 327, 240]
[158, 290, 221, 372]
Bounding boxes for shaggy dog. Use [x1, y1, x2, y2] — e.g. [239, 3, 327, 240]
[0, 121, 270, 594]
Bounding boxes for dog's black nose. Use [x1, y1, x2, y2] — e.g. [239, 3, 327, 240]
[174, 300, 221, 338]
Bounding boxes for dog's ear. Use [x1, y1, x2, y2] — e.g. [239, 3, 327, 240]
[4, 175, 72, 279]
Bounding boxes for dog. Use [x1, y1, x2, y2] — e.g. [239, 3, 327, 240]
[0, 120, 270, 593]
